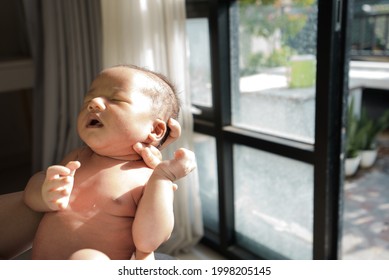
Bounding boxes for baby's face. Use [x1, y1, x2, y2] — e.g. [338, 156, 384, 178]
[77, 67, 157, 159]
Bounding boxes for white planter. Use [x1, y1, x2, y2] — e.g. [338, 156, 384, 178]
[345, 155, 361, 177]
[360, 149, 378, 169]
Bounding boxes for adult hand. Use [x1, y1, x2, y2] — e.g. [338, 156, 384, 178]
[133, 118, 181, 169]
[160, 118, 181, 149]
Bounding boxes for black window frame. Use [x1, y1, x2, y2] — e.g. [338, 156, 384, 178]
[186, 0, 350, 260]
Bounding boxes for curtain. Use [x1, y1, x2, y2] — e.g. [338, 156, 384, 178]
[23, 0, 102, 171]
[101, 0, 203, 255]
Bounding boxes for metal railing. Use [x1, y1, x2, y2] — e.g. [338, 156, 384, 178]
[351, 4, 389, 60]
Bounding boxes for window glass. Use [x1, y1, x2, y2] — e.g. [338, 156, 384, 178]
[231, 0, 318, 143]
[193, 133, 219, 233]
[186, 18, 213, 108]
[233, 145, 314, 259]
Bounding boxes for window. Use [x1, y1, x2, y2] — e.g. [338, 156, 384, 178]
[233, 145, 314, 259]
[230, 1, 318, 143]
[193, 133, 219, 234]
[186, 0, 348, 259]
[186, 18, 213, 108]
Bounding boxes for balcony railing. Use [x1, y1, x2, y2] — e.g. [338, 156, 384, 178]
[351, 4, 389, 61]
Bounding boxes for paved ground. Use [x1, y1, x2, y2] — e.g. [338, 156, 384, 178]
[342, 134, 389, 260]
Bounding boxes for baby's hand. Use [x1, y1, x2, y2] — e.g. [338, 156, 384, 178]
[42, 161, 81, 211]
[133, 142, 162, 169]
[154, 148, 196, 182]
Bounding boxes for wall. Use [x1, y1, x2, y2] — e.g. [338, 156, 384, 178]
[0, 0, 33, 171]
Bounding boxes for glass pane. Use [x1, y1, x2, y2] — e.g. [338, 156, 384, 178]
[186, 18, 213, 107]
[233, 145, 314, 259]
[231, 0, 318, 143]
[193, 133, 219, 234]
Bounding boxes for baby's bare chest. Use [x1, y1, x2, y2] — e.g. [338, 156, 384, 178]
[68, 164, 151, 218]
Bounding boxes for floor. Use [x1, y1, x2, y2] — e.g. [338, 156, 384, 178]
[341, 134, 389, 260]
[176, 243, 226, 260]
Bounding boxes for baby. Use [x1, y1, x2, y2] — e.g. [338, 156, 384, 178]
[23, 65, 196, 260]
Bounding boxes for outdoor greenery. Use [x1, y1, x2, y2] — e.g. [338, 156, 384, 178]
[346, 99, 389, 157]
[239, 0, 316, 74]
[358, 108, 389, 150]
[346, 99, 362, 158]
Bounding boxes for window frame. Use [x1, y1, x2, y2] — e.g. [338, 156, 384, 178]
[186, 0, 349, 260]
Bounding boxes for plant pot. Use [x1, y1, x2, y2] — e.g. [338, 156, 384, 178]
[345, 155, 361, 177]
[360, 149, 378, 169]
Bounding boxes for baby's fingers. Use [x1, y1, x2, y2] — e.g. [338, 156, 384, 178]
[47, 180, 73, 196]
[65, 161, 81, 176]
[46, 165, 73, 180]
[46, 161, 80, 180]
[46, 194, 70, 210]
[133, 143, 162, 169]
[174, 148, 197, 173]
[45, 186, 72, 210]
[55, 196, 71, 210]
[43, 176, 74, 210]
[155, 148, 197, 181]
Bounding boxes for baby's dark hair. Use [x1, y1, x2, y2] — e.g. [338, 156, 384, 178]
[117, 64, 180, 148]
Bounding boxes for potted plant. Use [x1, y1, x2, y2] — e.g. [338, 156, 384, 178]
[358, 108, 389, 168]
[345, 99, 362, 176]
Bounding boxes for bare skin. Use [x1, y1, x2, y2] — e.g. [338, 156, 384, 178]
[23, 66, 196, 260]
[0, 126, 179, 260]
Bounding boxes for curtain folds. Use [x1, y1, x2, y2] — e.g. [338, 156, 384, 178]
[23, 0, 102, 171]
[101, 0, 203, 255]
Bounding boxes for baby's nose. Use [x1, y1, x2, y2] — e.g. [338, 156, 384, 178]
[88, 97, 106, 112]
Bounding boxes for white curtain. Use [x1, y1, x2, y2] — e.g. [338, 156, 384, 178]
[23, 0, 102, 171]
[101, 0, 203, 255]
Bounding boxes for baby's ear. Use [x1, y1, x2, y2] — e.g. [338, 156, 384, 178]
[147, 119, 167, 144]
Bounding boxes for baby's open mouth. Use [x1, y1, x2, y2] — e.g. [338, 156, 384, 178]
[87, 119, 104, 128]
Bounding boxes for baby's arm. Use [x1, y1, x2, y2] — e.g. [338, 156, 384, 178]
[132, 148, 196, 259]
